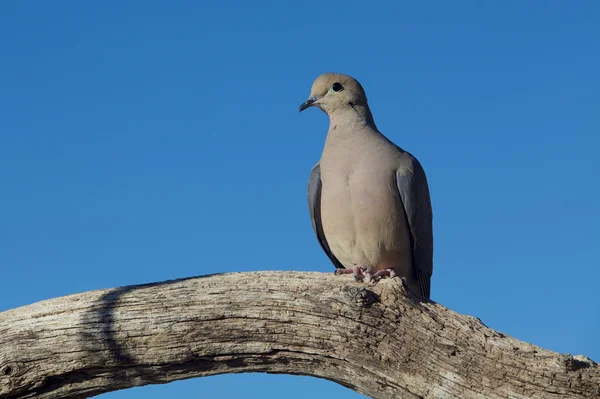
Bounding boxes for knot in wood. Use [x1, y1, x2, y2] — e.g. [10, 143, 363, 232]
[0, 361, 19, 391]
[560, 354, 593, 371]
[0, 361, 18, 377]
[342, 286, 379, 307]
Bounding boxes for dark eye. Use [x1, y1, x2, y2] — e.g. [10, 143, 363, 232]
[331, 82, 344, 92]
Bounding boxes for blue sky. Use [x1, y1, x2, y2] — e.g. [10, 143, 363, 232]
[1, 2, 599, 398]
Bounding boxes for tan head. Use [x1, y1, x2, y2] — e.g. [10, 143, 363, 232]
[298, 73, 370, 116]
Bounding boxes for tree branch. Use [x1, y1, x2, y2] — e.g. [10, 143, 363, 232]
[0, 271, 597, 399]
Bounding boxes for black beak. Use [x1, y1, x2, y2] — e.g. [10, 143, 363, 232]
[298, 96, 320, 113]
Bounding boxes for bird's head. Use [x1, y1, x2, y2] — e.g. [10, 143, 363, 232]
[298, 73, 370, 116]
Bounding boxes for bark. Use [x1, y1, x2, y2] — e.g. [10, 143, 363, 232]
[0, 271, 597, 399]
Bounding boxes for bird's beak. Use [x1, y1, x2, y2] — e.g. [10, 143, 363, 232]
[298, 96, 321, 113]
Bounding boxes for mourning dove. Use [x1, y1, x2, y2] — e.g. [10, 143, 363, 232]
[300, 73, 433, 298]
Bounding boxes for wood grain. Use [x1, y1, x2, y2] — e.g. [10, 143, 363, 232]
[0, 272, 597, 398]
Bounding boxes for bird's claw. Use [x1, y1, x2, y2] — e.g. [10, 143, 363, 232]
[334, 265, 371, 281]
[354, 265, 372, 281]
[335, 265, 394, 283]
[371, 268, 396, 279]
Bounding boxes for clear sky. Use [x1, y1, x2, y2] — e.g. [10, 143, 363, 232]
[1, 2, 599, 398]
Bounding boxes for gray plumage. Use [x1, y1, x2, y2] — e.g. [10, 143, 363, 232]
[300, 73, 433, 298]
[307, 164, 345, 270]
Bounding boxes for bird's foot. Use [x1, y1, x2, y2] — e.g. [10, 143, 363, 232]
[334, 265, 372, 282]
[371, 268, 397, 279]
[335, 267, 397, 283]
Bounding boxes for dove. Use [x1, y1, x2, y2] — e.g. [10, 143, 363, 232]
[300, 73, 433, 298]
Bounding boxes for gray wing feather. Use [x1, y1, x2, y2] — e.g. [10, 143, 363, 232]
[308, 164, 345, 269]
[395, 157, 434, 298]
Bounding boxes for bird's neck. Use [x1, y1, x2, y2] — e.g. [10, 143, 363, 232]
[327, 104, 379, 137]
[322, 106, 383, 163]
[354, 103, 377, 129]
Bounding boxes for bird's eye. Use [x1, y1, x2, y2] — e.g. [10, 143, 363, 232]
[331, 82, 344, 92]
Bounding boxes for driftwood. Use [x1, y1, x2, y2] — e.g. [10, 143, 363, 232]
[0, 271, 598, 399]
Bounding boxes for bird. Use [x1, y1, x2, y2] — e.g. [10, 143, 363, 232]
[299, 73, 433, 299]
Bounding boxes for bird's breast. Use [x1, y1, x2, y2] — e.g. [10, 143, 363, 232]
[319, 159, 412, 271]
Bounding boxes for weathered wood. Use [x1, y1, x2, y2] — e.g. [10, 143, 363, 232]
[0, 271, 597, 399]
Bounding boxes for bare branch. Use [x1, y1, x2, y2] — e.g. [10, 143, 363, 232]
[0, 272, 597, 399]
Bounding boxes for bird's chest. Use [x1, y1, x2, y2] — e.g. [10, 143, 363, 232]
[320, 160, 394, 208]
[318, 156, 405, 265]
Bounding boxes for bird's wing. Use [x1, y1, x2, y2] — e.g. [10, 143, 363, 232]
[308, 163, 345, 269]
[395, 157, 434, 298]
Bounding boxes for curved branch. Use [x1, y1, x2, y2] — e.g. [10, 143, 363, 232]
[0, 272, 597, 399]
